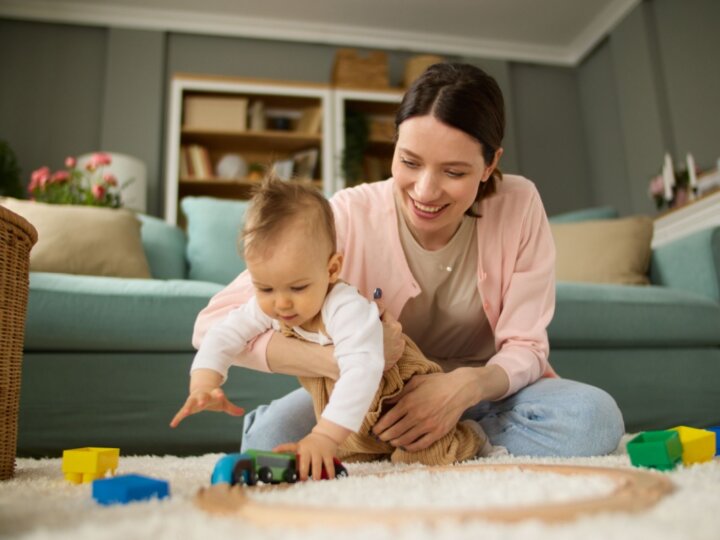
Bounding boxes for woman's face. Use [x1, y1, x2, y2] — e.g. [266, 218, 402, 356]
[392, 115, 500, 250]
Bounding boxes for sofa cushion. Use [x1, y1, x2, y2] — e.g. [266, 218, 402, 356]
[138, 214, 187, 280]
[1, 197, 151, 279]
[550, 282, 720, 347]
[549, 205, 619, 223]
[551, 216, 653, 285]
[25, 272, 223, 351]
[181, 197, 249, 285]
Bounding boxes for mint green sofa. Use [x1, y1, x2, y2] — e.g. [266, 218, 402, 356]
[17, 202, 720, 457]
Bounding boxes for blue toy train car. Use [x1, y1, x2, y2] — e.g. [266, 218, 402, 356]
[211, 449, 348, 486]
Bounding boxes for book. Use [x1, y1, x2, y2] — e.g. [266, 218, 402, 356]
[188, 145, 213, 179]
[295, 106, 322, 135]
[179, 146, 191, 178]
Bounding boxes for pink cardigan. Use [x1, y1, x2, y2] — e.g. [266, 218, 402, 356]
[193, 175, 558, 399]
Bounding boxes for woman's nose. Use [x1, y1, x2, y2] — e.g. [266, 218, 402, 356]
[414, 169, 440, 201]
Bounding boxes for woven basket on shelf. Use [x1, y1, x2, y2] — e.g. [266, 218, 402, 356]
[0, 204, 37, 480]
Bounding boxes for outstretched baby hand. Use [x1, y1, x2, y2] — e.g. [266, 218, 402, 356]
[170, 387, 244, 428]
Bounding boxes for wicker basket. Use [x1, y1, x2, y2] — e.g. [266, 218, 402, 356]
[0, 204, 37, 480]
[332, 48, 389, 89]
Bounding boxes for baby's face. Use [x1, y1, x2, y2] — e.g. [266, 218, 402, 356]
[246, 225, 338, 329]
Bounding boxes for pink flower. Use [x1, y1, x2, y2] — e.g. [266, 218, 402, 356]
[91, 184, 106, 200]
[29, 166, 51, 191]
[89, 152, 112, 168]
[103, 174, 118, 187]
[65, 156, 76, 168]
[51, 171, 70, 183]
[648, 175, 665, 197]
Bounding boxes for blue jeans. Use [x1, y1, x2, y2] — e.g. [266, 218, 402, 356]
[241, 378, 625, 457]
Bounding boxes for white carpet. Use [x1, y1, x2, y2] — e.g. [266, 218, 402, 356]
[1, 439, 719, 540]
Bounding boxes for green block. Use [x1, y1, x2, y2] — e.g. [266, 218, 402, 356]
[627, 430, 683, 470]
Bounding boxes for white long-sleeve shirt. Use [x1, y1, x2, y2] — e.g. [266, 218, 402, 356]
[191, 282, 384, 432]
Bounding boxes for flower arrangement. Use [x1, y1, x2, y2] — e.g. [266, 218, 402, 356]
[28, 152, 130, 208]
[648, 153, 699, 210]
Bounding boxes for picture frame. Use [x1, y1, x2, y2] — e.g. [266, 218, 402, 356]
[292, 148, 319, 180]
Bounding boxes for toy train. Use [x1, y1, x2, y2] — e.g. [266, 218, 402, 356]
[211, 449, 348, 486]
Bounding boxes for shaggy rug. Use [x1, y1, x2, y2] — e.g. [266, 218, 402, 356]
[1, 439, 718, 540]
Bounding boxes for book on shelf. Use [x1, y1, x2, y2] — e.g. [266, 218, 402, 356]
[295, 106, 322, 135]
[248, 100, 266, 131]
[179, 146, 191, 178]
[183, 144, 213, 179]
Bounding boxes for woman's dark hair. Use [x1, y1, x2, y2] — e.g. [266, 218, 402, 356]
[395, 63, 505, 212]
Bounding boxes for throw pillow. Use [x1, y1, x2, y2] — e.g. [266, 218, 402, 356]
[548, 206, 619, 223]
[0, 197, 151, 279]
[551, 216, 654, 285]
[181, 196, 249, 284]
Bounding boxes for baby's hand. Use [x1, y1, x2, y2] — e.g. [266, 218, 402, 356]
[170, 387, 244, 428]
[276, 432, 339, 481]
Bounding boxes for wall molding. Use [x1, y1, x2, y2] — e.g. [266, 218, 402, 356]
[0, 0, 639, 66]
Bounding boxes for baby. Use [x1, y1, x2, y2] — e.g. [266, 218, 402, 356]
[171, 175, 385, 480]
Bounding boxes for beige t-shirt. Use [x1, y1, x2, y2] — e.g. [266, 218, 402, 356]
[397, 209, 496, 372]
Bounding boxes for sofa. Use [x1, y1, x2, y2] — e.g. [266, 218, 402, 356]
[14, 198, 720, 457]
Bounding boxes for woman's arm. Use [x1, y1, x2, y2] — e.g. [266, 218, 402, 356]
[265, 332, 339, 378]
[266, 308, 405, 378]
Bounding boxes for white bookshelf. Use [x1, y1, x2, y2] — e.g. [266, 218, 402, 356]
[164, 74, 333, 225]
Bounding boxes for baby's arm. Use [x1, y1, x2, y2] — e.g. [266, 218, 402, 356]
[320, 285, 385, 433]
[171, 298, 273, 427]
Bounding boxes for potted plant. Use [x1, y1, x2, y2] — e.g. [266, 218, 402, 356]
[0, 140, 24, 198]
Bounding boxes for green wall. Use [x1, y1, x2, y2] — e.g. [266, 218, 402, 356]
[2, 0, 718, 218]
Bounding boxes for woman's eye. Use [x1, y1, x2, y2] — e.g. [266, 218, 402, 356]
[446, 170, 466, 178]
[401, 158, 418, 168]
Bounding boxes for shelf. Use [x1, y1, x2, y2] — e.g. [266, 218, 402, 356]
[181, 128, 321, 153]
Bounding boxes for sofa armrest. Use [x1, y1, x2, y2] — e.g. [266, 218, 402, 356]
[138, 214, 188, 280]
[650, 226, 720, 302]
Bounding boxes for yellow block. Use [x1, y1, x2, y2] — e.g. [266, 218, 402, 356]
[62, 447, 120, 484]
[670, 426, 716, 465]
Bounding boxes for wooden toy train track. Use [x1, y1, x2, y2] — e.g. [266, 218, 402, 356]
[195, 463, 673, 526]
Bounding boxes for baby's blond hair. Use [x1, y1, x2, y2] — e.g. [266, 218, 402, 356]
[241, 175, 336, 259]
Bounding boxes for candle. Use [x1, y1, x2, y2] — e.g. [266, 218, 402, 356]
[687, 153, 698, 189]
[662, 153, 674, 201]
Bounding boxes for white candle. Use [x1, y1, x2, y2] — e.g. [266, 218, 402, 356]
[662, 153, 674, 201]
[687, 153, 698, 188]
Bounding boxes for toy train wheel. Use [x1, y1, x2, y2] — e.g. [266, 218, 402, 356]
[258, 466, 273, 484]
[282, 468, 298, 483]
[334, 462, 349, 478]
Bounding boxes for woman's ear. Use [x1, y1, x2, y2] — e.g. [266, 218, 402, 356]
[482, 147, 504, 182]
[327, 252, 343, 283]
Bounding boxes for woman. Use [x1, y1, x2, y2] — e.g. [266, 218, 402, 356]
[193, 63, 624, 457]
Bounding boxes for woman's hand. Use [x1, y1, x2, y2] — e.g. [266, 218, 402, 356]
[372, 365, 509, 451]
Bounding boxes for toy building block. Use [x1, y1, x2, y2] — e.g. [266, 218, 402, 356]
[627, 431, 682, 471]
[62, 447, 120, 484]
[670, 426, 717, 464]
[92, 474, 169, 506]
[707, 426, 720, 456]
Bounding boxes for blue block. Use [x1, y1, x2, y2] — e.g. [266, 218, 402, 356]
[92, 474, 170, 505]
[707, 426, 720, 456]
